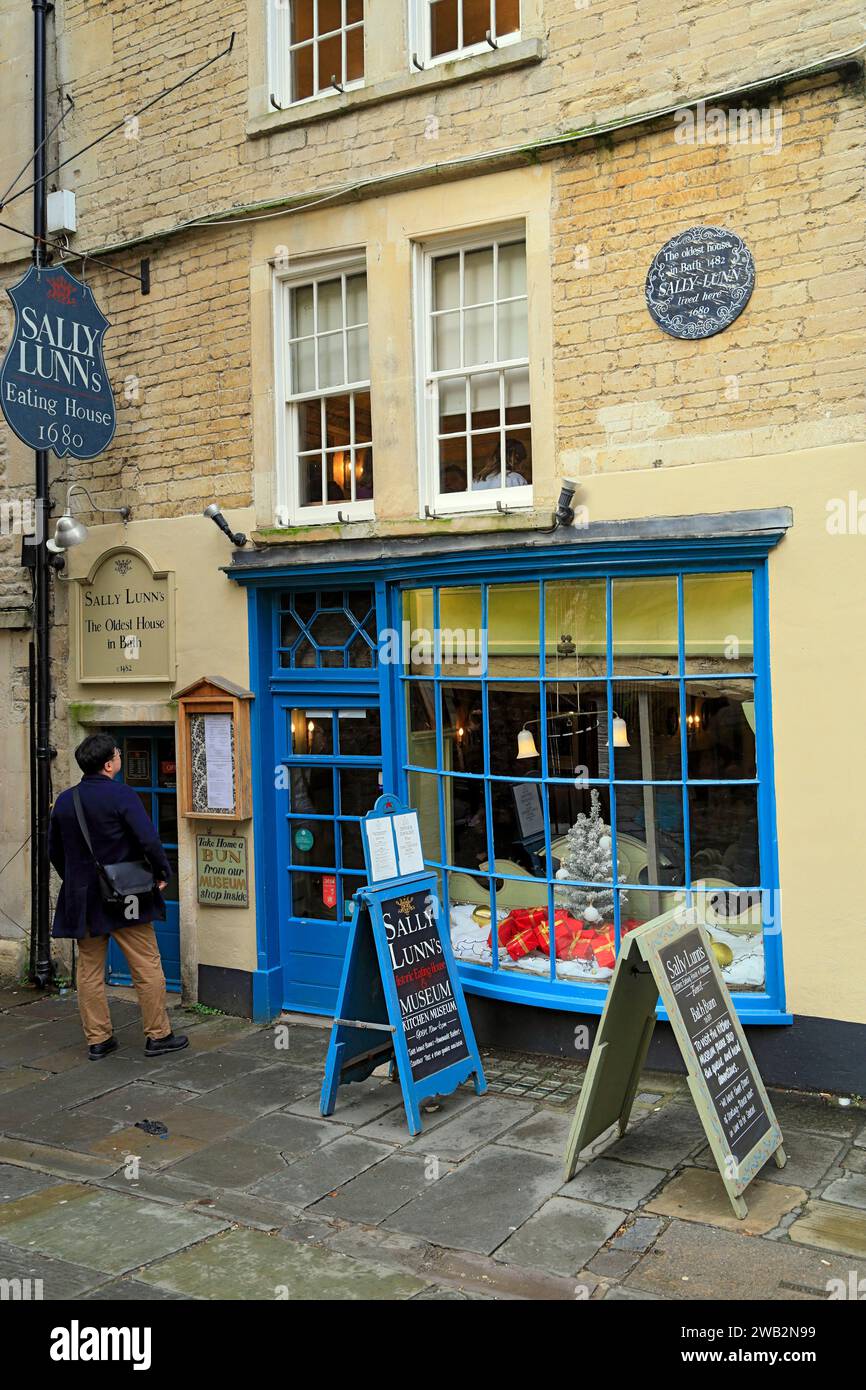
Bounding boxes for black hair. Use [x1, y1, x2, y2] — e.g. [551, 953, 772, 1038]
[75, 732, 118, 775]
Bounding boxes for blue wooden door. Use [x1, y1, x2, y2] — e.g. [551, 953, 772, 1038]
[276, 698, 382, 1014]
[107, 729, 181, 992]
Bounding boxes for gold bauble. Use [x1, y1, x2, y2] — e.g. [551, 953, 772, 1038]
[708, 937, 734, 969]
[472, 906, 492, 926]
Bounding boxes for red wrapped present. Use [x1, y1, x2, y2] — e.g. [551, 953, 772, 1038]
[489, 910, 542, 961]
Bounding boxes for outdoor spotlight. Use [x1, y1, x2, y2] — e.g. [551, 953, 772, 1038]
[45, 484, 131, 553]
[203, 503, 247, 548]
[554, 478, 579, 528]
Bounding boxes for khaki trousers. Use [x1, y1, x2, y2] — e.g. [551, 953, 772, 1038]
[76, 923, 171, 1045]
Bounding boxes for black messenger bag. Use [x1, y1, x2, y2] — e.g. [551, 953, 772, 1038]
[71, 787, 156, 906]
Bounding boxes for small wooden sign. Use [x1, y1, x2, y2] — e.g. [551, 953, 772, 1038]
[563, 905, 785, 1218]
[320, 796, 486, 1135]
[196, 834, 249, 907]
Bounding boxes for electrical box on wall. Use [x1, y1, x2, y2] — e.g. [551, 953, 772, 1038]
[46, 189, 77, 236]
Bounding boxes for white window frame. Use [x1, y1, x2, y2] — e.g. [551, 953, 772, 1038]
[414, 226, 533, 517]
[273, 252, 375, 526]
[269, 0, 366, 109]
[408, 0, 522, 70]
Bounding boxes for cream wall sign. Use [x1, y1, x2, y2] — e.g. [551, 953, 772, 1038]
[75, 547, 175, 684]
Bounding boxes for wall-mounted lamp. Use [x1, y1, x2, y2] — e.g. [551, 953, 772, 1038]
[46, 483, 131, 553]
[203, 503, 247, 548]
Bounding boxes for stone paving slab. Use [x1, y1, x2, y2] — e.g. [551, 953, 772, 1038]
[168, 1137, 289, 1190]
[287, 1076, 402, 1127]
[610, 1214, 665, 1252]
[559, 1156, 668, 1210]
[0, 1184, 228, 1275]
[494, 1195, 625, 1277]
[143, 1101, 250, 1144]
[251, 1135, 393, 1208]
[494, 1106, 576, 1157]
[855, 1121, 866, 1148]
[76, 1080, 200, 1124]
[841, 1147, 866, 1173]
[0, 1237, 108, 1299]
[89, 1127, 207, 1170]
[602, 1103, 705, 1169]
[312, 1153, 450, 1225]
[7, 1105, 125, 1151]
[144, 1050, 276, 1093]
[0, 1162, 63, 1203]
[223, 1024, 330, 1069]
[355, 1089, 475, 1147]
[384, 1144, 563, 1255]
[787, 1200, 866, 1258]
[138, 1225, 428, 1300]
[0, 1066, 50, 1094]
[627, 1218, 864, 1300]
[645, 1167, 807, 1236]
[807, 1171, 866, 1210]
[82, 1277, 192, 1300]
[586, 1247, 640, 1280]
[766, 1091, 862, 1138]
[604, 1284, 668, 1300]
[403, 1095, 534, 1161]
[0, 1059, 153, 1128]
[236, 1110, 348, 1156]
[0, 1135, 123, 1180]
[692, 1128, 843, 1190]
[196, 1064, 311, 1119]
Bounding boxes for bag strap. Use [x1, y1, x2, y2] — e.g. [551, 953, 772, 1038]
[72, 786, 105, 872]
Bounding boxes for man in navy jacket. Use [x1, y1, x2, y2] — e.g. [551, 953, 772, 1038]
[49, 732, 188, 1061]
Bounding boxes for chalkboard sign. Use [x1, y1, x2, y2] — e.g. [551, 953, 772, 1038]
[645, 226, 755, 340]
[320, 797, 486, 1135]
[657, 929, 771, 1164]
[382, 884, 471, 1083]
[563, 906, 785, 1219]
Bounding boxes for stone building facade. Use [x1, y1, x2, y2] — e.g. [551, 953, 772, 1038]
[0, 0, 864, 1089]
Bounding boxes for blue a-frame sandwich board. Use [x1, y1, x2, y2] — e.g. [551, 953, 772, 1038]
[320, 795, 486, 1135]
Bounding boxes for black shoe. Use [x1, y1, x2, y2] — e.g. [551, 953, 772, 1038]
[88, 1036, 119, 1061]
[144, 1032, 189, 1057]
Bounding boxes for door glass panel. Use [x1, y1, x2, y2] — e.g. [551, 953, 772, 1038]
[290, 766, 334, 815]
[291, 872, 338, 922]
[157, 795, 178, 843]
[291, 710, 334, 755]
[163, 849, 179, 902]
[135, 790, 151, 818]
[290, 819, 336, 867]
[337, 709, 380, 756]
[157, 739, 176, 788]
[340, 821, 366, 870]
[341, 874, 365, 917]
[338, 767, 382, 815]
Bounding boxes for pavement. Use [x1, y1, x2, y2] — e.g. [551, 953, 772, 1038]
[0, 982, 864, 1301]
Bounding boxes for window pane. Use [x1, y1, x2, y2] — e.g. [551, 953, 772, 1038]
[409, 769, 442, 862]
[292, 284, 315, 336]
[440, 377, 467, 432]
[545, 683, 608, 780]
[469, 371, 499, 426]
[291, 818, 336, 867]
[685, 680, 756, 779]
[551, 785, 615, 896]
[353, 391, 372, 443]
[439, 587, 483, 675]
[318, 0, 343, 33]
[317, 279, 343, 332]
[337, 708, 381, 756]
[291, 710, 334, 754]
[347, 0, 364, 24]
[343, 327, 367, 383]
[318, 331, 344, 388]
[434, 311, 460, 370]
[462, 0, 489, 46]
[346, 23, 364, 81]
[612, 681, 682, 781]
[292, 871, 337, 921]
[298, 454, 323, 507]
[324, 394, 351, 449]
[495, 0, 520, 36]
[503, 365, 530, 413]
[440, 436, 468, 494]
[490, 778, 548, 883]
[442, 683, 484, 775]
[464, 305, 494, 365]
[487, 583, 538, 676]
[498, 240, 526, 297]
[489, 683, 541, 776]
[338, 767, 382, 816]
[291, 43, 314, 101]
[291, 338, 316, 394]
[345, 275, 367, 328]
[684, 572, 753, 673]
[689, 784, 760, 886]
[298, 398, 322, 451]
[340, 821, 366, 870]
[407, 682, 437, 768]
[291, 0, 315, 43]
[431, 0, 459, 56]
[544, 578, 606, 678]
[499, 297, 528, 360]
[612, 576, 679, 676]
[403, 589, 434, 673]
[433, 253, 460, 310]
[464, 247, 494, 305]
[317, 33, 342, 88]
[157, 795, 177, 843]
[616, 786, 685, 895]
[504, 429, 531, 484]
[448, 776, 489, 870]
[290, 766, 334, 815]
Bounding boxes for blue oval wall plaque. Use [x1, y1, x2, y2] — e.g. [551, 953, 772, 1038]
[645, 226, 756, 340]
[0, 264, 116, 458]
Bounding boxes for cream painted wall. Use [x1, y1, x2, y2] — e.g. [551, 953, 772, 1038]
[59, 509, 258, 986]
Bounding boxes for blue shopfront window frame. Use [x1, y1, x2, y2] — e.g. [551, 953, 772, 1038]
[236, 527, 789, 1026]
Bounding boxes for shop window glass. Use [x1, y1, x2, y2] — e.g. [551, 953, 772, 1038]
[400, 571, 772, 997]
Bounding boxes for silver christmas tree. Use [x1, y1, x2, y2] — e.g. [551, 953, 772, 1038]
[555, 789, 623, 923]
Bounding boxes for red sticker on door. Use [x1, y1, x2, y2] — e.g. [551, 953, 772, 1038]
[322, 875, 337, 909]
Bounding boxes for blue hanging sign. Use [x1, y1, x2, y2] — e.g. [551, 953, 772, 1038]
[0, 264, 116, 458]
[320, 795, 487, 1135]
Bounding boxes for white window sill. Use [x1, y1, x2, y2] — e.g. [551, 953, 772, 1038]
[274, 506, 375, 528]
[249, 37, 545, 138]
[426, 487, 534, 518]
